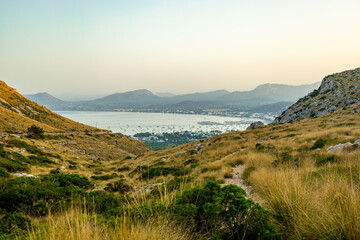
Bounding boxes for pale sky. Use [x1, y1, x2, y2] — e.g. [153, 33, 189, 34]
[1, 0, 360, 97]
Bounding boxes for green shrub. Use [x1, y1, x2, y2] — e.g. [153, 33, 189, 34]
[86, 191, 125, 215]
[27, 125, 44, 139]
[150, 177, 193, 197]
[28, 155, 55, 165]
[91, 173, 122, 180]
[272, 152, 292, 167]
[6, 139, 60, 159]
[314, 154, 339, 166]
[126, 201, 168, 220]
[117, 166, 131, 172]
[173, 181, 281, 239]
[0, 167, 10, 178]
[42, 172, 93, 189]
[0, 172, 92, 216]
[242, 166, 256, 181]
[0, 213, 31, 236]
[0, 158, 29, 172]
[7, 139, 45, 154]
[311, 138, 329, 150]
[104, 179, 132, 194]
[187, 150, 197, 155]
[140, 166, 192, 180]
[183, 159, 198, 166]
[0, 145, 8, 158]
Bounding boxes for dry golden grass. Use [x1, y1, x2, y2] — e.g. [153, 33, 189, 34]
[28, 207, 193, 240]
[126, 103, 360, 239]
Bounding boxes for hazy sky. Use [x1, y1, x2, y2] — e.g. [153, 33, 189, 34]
[1, 0, 360, 97]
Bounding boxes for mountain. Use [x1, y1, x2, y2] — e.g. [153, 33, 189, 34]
[84, 89, 163, 109]
[273, 68, 360, 124]
[156, 92, 176, 97]
[167, 89, 230, 102]
[220, 82, 320, 107]
[25, 83, 320, 115]
[25, 92, 66, 108]
[248, 101, 293, 114]
[94, 89, 161, 104]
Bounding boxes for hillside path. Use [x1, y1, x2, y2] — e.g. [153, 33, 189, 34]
[223, 165, 263, 204]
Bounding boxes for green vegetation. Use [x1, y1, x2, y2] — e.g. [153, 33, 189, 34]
[0, 171, 92, 216]
[104, 179, 132, 194]
[0, 167, 10, 178]
[91, 173, 122, 180]
[173, 181, 281, 239]
[27, 125, 44, 139]
[140, 166, 192, 180]
[0, 213, 31, 239]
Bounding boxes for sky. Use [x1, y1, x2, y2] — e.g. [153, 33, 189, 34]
[1, 0, 360, 99]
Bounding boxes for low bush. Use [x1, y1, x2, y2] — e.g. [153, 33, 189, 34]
[311, 138, 329, 150]
[0, 172, 92, 216]
[86, 191, 125, 215]
[173, 181, 281, 239]
[28, 155, 55, 165]
[91, 173, 122, 180]
[0, 167, 10, 178]
[0, 158, 29, 172]
[27, 125, 44, 139]
[313, 154, 339, 166]
[0, 213, 31, 236]
[150, 177, 193, 197]
[104, 179, 133, 194]
[6, 139, 60, 159]
[242, 166, 256, 181]
[272, 152, 293, 166]
[117, 166, 131, 172]
[140, 166, 192, 180]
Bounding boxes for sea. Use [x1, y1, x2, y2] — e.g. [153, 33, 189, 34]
[55, 111, 272, 136]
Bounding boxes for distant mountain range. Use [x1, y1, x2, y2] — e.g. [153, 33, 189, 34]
[25, 82, 320, 115]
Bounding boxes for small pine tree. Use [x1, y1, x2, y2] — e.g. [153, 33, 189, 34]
[27, 125, 44, 139]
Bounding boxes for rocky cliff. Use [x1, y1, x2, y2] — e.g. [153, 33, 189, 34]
[273, 68, 360, 124]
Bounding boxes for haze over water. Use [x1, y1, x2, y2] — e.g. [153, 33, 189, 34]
[56, 111, 268, 136]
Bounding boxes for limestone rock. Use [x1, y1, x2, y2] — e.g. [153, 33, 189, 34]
[13, 173, 35, 178]
[247, 121, 265, 130]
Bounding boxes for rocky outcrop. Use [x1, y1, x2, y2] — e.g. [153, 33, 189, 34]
[273, 68, 360, 124]
[247, 121, 265, 130]
[327, 138, 360, 152]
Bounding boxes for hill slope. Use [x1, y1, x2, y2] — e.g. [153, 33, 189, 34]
[0, 80, 149, 176]
[0, 80, 102, 133]
[273, 68, 360, 124]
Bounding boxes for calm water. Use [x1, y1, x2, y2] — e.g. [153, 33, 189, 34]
[56, 111, 269, 136]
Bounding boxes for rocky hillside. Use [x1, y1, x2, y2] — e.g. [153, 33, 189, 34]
[273, 68, 360, 124]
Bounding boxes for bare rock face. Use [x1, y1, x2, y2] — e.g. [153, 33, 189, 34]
[273, 68, 360, 124]
[247, 121, 265, 130]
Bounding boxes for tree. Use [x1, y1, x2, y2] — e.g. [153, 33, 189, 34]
[27, 125, 44, 139]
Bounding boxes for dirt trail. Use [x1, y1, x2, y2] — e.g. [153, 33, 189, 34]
[223, 165, 263, 204]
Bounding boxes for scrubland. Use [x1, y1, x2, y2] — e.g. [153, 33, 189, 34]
[1, 104, 360, 239]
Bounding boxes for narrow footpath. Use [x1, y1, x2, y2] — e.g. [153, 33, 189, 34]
[223, 165, 263, 204]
